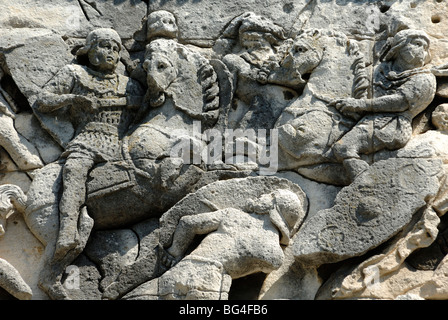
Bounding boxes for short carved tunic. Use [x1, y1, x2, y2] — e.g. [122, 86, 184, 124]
[43, 64, 144, 161]
[368, 63, 436, 149]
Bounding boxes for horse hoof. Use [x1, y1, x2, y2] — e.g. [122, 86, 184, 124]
[39, 280, 70, 300]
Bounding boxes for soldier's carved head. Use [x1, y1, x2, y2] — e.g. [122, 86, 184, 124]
[147, 10, 178, 42]
[221, 12, 285, 52]
[77, 28, 122, 72]
[383, 29, 431, 68]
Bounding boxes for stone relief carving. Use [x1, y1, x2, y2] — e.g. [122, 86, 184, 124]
[123, 185, 307, 300]
[1, 0, 448, 301]
[331, 29, 436, 181]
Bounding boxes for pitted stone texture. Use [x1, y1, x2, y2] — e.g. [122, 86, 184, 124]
[149, 0, 309, 44]
[158, 176, 308, 248]
[293, 157, 442, 266]
[0, 0, 147, 39]
[0, 29, 72, 100]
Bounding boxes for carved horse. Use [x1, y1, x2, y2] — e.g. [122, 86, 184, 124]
[2, 38, 243, 299]
[273, 29, 370, 185]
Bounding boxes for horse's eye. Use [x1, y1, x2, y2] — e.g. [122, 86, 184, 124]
[158, 63, 167, 70]
[295, 46, 307, 54]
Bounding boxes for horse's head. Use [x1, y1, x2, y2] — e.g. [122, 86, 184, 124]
[142, 39, 221, 123]
[278, 30, 325, 84]
[143, 40, 179, 107]
[277, 29, 368, 101]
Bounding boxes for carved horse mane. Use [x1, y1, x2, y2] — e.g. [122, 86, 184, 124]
[0, 184, 26, 236]
[142, 39, 223, 129]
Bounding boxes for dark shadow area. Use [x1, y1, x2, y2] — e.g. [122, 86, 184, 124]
[0, 74, 32, 113]
[0, 287, 17, 300]
[228, 273, 267, 300]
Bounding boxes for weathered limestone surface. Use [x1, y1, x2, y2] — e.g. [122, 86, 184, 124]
[0, 0, 448, 301]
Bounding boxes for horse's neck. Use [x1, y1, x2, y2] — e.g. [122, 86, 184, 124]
[305, 40, 365, 102]
[142, 99, 197, 133]
[306, 69, 352, 103]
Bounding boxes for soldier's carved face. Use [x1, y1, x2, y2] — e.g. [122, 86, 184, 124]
[147, 11, 178, 40]
[398, 37, 429, 68]
[88, 39, 121, 72]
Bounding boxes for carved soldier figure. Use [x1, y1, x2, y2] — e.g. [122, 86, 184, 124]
[35, 28, 144, 260]
[329, 29, 436, 181]
[220, 12, 297, 130]
[123, 189, 305, 300]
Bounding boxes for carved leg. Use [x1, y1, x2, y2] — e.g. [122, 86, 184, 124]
[55, 156, 94, 261]
[332, 120, 373, 181]
[39, 206, 94, 300]
[0, 258, 32, 300]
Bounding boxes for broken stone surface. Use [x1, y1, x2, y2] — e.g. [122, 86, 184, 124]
[1, 0, 448, 302]
[293, 157, 442, 266]
[123, 176, 308, 300]
[0, 0, 147, 39]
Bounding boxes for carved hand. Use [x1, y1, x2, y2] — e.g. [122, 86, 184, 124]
[71, 95, 97, 113]
[329, 98, 367, 114]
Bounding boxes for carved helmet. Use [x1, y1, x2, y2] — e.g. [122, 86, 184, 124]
[247, 189, 306, 246]
[76, 28, 122, 57]
[381, 29, 431, 64]
[222, 12, 286, 46]
[269, 189, 306, 246]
